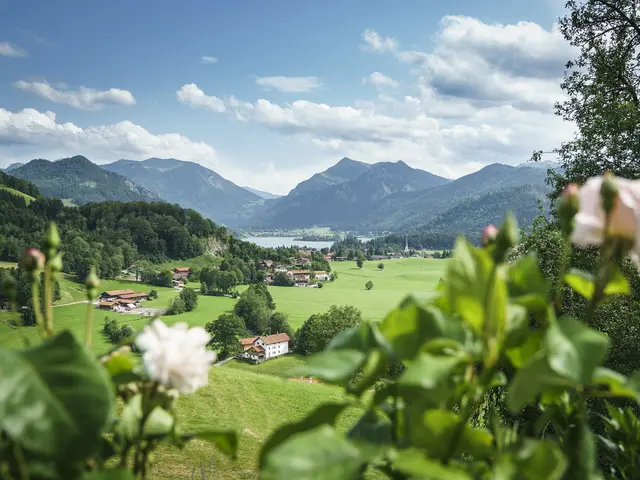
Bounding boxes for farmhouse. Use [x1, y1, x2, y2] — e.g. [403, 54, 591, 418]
[239, 333, 290, 363]
[100, 289, 134, 301]
[173, 267, 191, 279]
[293, 257, 311, 267]
[259, 260, 274, 269]
[315, 271, 330, 281]
[291, 270, 311, 281]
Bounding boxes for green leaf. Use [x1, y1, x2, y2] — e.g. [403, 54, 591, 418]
[116, 394, 174, 442]
[0, 331, 114, 460]
[409, 409, 494, 459]
[493, 439, 567, 480]
[379, 299, 450, 361]
[347, 410, 393, 461]
[564, 269, 595, 299]
[507, 254, 550, 313]
[590, 368, 640, 401]
[259, 402, 349, 467]
[397, 353, 468, 405]
[545, 317, 609, 384]
[82, 469, 136, 480]
[101, 352, 142, 386]
[143, 406, 174, 437]
[328, 322, 392, 357]
[392, 448, 472, 480]
[508, 352, 574, 412]
[506, 330, 541, 368]
[445, 238, 507, 344]
[603, 265, 631, 296]
[193, 429, 238, 458]
[566, 419, 598, 478]
[299, 349, 367, 386]
[504, 303, 529, 348]
[445, 237, 495, 334]
[260, 424, 365, 480]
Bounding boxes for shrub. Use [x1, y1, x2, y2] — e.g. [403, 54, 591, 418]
[166, 296, 186, 315]
[378, 262, 384, 270]
[365, 280, 373, 290]
[148, 289, 159, 300]
[179, 287, 198, 312]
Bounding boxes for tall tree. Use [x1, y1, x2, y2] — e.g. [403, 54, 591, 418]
[542, 0, 640, 198]
[205, 313, 247, 358]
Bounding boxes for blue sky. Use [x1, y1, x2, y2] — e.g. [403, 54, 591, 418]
[0, 0, 571, 194]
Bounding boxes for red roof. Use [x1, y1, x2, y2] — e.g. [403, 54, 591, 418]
[103, 289, 134, 296]
[261, 333, 291, 345]
[240, 336, 258, 345]
[119, 292, 149, 299]
[173, 267, 191, 272]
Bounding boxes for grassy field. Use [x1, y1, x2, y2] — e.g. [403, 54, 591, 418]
[222, 354, 306, 379]
[0, 185, 35, 204]
[154, 254, 221, 271]
[148, 366, 371, 480]
[0, 261, 17, 269]
[0, 258, 446, 352]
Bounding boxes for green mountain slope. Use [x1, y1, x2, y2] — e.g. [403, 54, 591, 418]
[252, 159, 450, 228]
[103, 157, 264, 226]
[9, 156, 158, 205]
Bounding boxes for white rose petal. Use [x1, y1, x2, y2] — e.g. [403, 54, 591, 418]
[136, 319, 216, 394]
[571, 176, 640, 248]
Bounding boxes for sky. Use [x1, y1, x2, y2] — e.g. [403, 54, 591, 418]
[0, 0, 573, 195]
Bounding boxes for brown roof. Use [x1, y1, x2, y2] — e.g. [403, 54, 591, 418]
[98, 301, 115, 307]
[291, 270, 310, 275]
[251, 345, 265, 353]
[173, 267, 191, 272]
[103, 289, 134, 296]
[261, 333, 291, 345]
[240, 336, 258, 345]
[119, 292, 149, 299]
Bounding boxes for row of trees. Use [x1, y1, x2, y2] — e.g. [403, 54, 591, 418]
[166, 288, 198, 316]
[0, 266, 61, 326]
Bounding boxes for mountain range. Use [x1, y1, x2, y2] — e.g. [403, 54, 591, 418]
[102, 158, 264, 226]
[2, 155, 554, 237]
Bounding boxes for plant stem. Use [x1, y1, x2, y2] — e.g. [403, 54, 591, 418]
[10, 300, 28, 346]
[30, 281, 45, 339]
[43, 267, 53, 336]
[11, 444, 28, 480]
[134, 382, 159, 476]
[85, 300, 94, 348]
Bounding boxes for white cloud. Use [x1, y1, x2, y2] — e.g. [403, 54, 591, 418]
[201, 56, 218, 64]
[14, 80, 136, 110]
[176, 83, 226, 112]
[255, 76, 322, 93]
[0, 42, 27, 57]
[362, 72, 399, 88]
[361, 29, 398, 53]
[0, 107, 217, 164]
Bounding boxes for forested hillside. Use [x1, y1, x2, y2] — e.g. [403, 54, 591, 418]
[9, 155, 158, 205]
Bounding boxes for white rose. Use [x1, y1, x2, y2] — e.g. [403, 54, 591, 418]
[136, 319, 216, 394]
[571, 176, 640, 247]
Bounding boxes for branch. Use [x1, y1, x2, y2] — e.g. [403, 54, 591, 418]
[595, 0, 640, 38]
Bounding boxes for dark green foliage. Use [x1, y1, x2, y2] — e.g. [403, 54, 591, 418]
[9, 156, 158, 205]
[272, 271, 294, 287]
[200, 269, 238, 295]
[205, 313, 247, 358]
[141, 268, 173, 287]
[102, 316, 134, 344]
[166, 296, 186, 316]
[268, 312, 293, 345]
[179, 287, 198, 312]
[295, 305, 363, 355]
[246, 283, 275, 310]
[542, 0, 640, 200]
[365, 281, 373, 290]
[377, 263, 384, 270]
[233, 290, 271, 334]
[356, 258, 363, 269]
[148, 289, 158, 300]
[0, 267, 60, 325]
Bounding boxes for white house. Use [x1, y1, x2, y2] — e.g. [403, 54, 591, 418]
[315, 271, 330, 281]
[239, 333, 290, 362]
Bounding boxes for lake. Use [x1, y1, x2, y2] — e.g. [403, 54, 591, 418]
[243, 236, 335, 250]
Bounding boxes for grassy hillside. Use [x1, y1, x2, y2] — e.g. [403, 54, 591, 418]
[0, 185, 35, 204]
[148, 366, 366, 479]
[222, 354, 306, 378]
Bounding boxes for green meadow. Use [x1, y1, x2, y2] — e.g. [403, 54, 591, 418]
[0, 258, 446, 354]
[0, 185, 35, 204]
